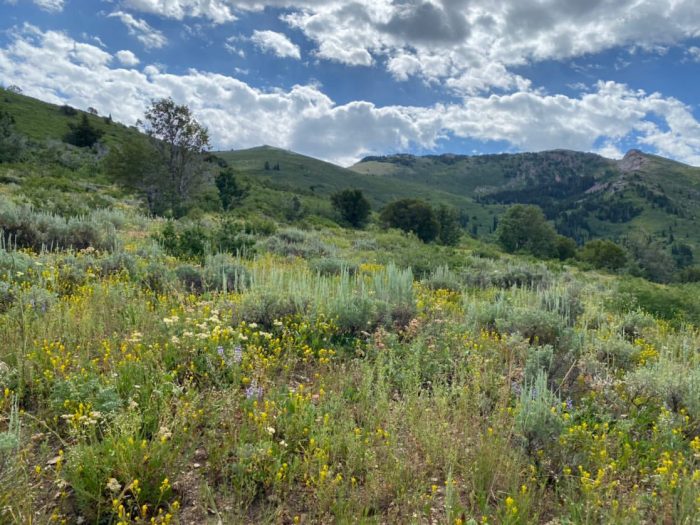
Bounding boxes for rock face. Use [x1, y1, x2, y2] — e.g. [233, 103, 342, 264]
[618, 149, 650, 173]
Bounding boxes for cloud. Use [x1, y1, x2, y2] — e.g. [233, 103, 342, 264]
[108, 11, 168, 49]
[250, 30, 300, 59]
[115, 49, 140, 66]
[122, 0, 237, 23]
[1, 26, 699, 166]
[109, 1, 700, 92]
[688, 46, 700, 61]
[33, 0, 64, 11]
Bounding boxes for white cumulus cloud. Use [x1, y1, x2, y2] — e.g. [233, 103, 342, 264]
[115, 49, 140, 66]
[1, 26, 700, 166]
[250, 30, 300, 59]
[108, 11, 168, 49]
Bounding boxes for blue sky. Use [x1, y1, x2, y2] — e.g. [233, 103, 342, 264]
[1, 0, 700, 165]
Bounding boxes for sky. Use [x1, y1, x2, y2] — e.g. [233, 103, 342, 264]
[1, 1, 700, 166]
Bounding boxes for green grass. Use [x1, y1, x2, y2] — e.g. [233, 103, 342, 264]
[1, 101, 700, 522]
[0, 89, 142, 148]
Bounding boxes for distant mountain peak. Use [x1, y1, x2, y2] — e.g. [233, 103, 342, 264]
[618, 149, 650, 173]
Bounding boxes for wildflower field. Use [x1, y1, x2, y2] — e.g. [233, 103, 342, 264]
[0, 201, 699, 525]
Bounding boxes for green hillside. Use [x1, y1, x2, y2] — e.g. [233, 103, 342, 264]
[2, 88, 700, 524]
[216, 146, 479, 209]
[0, 89, 141, 147]
[352, 149, 700, 249]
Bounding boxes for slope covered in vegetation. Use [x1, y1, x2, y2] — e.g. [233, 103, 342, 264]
[1, 88, 700, 524]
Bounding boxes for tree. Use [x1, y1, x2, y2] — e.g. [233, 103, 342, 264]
[435, 205, 461, 246]
[142, 97, 211, 214]
[579, 239, 627, 270]
[496, 204, 557, 258]
[104, 135, 167, 211]
[0, 110, 25, 163]
[380, 198, 439, 243]
[555, 235, 578, 261]
[64, 114, 104, 148]
[671, 243, 694, 269]
[216, 168, 248, 211]
[331, 189, 371, 228]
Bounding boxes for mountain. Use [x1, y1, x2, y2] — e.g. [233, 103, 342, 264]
[4, 89, 700, 252]
[351, 149, 700, 247]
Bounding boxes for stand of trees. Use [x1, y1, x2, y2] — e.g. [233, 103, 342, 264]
[379, 198, 461, 245]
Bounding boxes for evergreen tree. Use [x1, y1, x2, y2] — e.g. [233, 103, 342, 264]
[331, 189, 371, 228]
[216, 168, 248, 211]
[64, 114, 104, 148]
[435, 205, 461, 246]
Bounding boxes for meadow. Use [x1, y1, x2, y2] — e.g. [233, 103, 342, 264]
[1, 202, 699, 524]
[1, 89, 700, 524]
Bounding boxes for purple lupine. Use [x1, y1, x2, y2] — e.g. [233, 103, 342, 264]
[565, 398, 573, 411]
[217, 346, 225, 358]
[233, 345, 243, 363]
[245, 383, 263, 400]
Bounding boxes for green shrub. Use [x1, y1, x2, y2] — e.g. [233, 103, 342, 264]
[263, 230, 335, 259]
[140, 262, 175, 293]
[203, 254, 250, 292]
[175, 264, 205, 293]
[309, 257, 358, 277]
[496, 307, 565, 347]
[99, 251, 137, 277]
[234, 292, 308, 327]
[515, 371, 562, 453]
[422, 265, 461, 292]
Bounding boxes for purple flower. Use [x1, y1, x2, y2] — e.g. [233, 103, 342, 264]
[245, 383, 263, 400]
[217, 346, 225, 358]
[565, 398, 573, 411]
[233, 345, 243, 363]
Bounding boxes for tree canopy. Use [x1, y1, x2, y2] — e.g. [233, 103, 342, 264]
[331, 189, 371, 228]
[380, 199, 439, 243]
[496, 204, 558, 258]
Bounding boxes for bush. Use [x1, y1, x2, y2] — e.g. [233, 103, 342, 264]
[515, 371, 563, 453]
[579, 239, 627, 270]
[234, 292, 308, 327]
[309, 257, 358, 277]
[0, 111, 25, 163]
[0, 200, 116, 251]
[496, 204, 558, 258]
[64, 114, 104, 148]
[497, 307, 565, 347]
[99, 251, 137, 277]
[380, 199, 439, 243]
[202, 254, 250, 292]
[175, 264, 205, 293]
[331, 189, 371, 228]
[422, 265, 461, 292]
[263, 229, 335, 259]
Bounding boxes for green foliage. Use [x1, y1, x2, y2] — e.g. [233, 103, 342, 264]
[496, 204, 557, 258]
[380, 198, 439, 243]
[103, 136, 166, 213]
[435, 205, 461, 246]
[142, 98, 211, 215]
[579, 239, 627, 270]
[330, 188, 371, 228]
[0, 199, 116, 251]
[0, 110, 25, 162]
[64, 114, 104, 148]
[215, 168, 248, 211]
[555, 235, 577, 260]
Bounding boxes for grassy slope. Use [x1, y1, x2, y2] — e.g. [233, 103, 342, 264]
[353, 150, 700, 248]
[0, 89, 141, 148]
